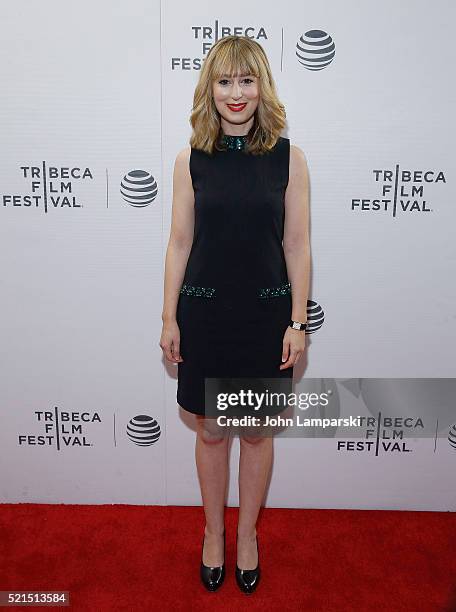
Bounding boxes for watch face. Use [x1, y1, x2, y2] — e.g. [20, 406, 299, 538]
[291, 321, 307, 330]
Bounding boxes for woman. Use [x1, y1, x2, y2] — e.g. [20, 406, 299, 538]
[160, 35, 310, 594]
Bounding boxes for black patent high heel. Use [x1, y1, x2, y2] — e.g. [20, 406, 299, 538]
[235, 533, 260, 594]
[200, 528, 226, 592]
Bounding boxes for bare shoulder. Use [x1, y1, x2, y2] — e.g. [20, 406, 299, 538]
[288, 143, 309, 184]
[173, 146, 192, 185]
[175, 145, 191, 166]
[289, 143, 308, 165]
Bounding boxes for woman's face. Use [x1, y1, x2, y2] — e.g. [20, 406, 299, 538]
[212, 72, 259, 134]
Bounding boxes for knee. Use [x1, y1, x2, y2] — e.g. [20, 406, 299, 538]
[199, 429, 227, 445]
[239, 433, 267, 446]
[196, 417, 228, 445]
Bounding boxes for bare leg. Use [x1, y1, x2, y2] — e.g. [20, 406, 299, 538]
[237, 431, 273, 569]
[195, 415, 230, 566]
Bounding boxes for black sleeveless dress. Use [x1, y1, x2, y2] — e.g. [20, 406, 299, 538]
[176, 134, 293, 416]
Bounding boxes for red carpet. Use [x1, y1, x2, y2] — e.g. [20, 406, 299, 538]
[1, 504, 455, 611]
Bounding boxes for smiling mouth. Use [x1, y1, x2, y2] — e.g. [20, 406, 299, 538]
[227, 103, 247, 112]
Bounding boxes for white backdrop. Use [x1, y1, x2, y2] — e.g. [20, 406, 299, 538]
[1, 0, 455, 511]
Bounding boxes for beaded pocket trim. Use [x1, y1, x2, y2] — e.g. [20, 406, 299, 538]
[179, 282, 291, 298]
[179, 284, 216, 297]
[258, 281, 291, 298]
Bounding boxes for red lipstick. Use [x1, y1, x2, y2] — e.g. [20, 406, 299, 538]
[227, 103, 247, 112]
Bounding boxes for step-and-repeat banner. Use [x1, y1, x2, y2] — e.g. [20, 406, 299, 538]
[1, 0, 454, 510]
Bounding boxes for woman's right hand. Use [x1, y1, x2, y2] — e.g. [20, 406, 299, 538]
[159, 320, 183, 363]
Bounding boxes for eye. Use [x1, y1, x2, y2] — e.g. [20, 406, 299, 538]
[217, 77, 254, 86]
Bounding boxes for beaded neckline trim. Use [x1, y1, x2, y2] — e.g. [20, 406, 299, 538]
[221, 134, 248, 151]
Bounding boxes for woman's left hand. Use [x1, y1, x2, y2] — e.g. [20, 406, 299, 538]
[279, 326, 306, 369]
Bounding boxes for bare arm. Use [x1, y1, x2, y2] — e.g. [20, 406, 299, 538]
[283, 144, 311, 324]
[162, 146, 195, 324]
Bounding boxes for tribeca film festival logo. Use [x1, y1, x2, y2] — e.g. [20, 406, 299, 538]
[1, 164, 158, 213]
[337, 413, 425, 456]
[171, 24, 335, 72]
[18, 407, 101, 450]
[352, 166, 446, 218]
[16, 407, 162, 450]
[2, 164, 93, 213]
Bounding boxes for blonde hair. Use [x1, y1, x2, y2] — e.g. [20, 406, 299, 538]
[189, 36, 286, 155]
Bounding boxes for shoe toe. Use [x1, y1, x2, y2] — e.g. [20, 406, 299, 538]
[235, 565, 260, 593]
[201, 562, 225, 591]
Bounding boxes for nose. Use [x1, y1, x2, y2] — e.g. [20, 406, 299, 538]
[231, 81, 242, 99]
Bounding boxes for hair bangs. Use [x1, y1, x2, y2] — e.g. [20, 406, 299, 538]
[210, 43, 260, 81]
